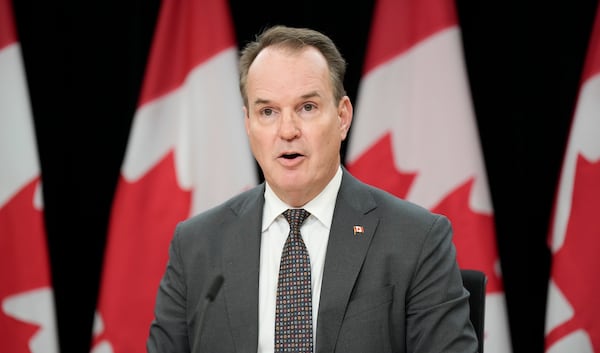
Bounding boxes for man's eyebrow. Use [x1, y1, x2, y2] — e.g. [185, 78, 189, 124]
[300, 91, 320, 100]
[252, 98, 270, 106]
[252, 91, 321, 106]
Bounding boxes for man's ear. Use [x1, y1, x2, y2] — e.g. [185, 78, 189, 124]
[243, 106, 250, 135]
[339, 96, 353, 139]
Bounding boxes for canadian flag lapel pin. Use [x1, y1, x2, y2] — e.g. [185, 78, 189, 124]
[353, 225, 364, 236]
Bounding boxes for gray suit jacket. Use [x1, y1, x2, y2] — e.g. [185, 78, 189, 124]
[147, 168, 478, 353]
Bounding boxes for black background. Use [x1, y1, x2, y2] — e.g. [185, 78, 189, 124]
[11, 0, 600, 352]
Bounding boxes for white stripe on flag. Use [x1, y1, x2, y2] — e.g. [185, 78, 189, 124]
[346, 0, 512, 351]
[0, 0, 59, 351]
[545, 3, 600, 352]
[91, 0, 257, 352]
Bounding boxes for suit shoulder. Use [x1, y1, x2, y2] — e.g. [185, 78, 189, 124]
[345, 173, 448, 226]
[179, 184, 264, 229]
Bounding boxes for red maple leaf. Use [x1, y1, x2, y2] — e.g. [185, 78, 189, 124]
[347, 132, 502, 293]
[545, 154, 600, 352]
[431, 180, 502, 293]
[0, 178, 51, 353]
[93, 150, 192, 353]
[346, 132, 416, 198]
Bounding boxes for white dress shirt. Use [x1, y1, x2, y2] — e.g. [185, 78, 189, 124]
[257, 166, 343, 353]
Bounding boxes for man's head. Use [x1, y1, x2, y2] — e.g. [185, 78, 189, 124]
[240, 25, 353, 207]
[239, 25, 348, 108]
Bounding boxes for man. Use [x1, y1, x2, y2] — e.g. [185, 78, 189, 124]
[147, 25, 478, 353]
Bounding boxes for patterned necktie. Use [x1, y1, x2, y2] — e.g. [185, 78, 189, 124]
[275, 208, 312, 353]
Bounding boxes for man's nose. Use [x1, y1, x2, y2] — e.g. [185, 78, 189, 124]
[279, 111, 300, 140]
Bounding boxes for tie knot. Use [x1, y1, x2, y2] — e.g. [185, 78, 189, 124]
[283, 208, 310, 230]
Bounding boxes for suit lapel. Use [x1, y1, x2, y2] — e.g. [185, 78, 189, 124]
[316, 170, 379, 353]
[222, 186, 264, 353]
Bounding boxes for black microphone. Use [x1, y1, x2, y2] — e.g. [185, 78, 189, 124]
[194, 274, 224, 352]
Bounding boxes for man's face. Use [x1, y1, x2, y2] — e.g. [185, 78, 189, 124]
[244, 46, 352, 207]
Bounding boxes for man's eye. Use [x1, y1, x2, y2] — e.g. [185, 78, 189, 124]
[302, 104, 314, 112]
[263, 108, 273, 116]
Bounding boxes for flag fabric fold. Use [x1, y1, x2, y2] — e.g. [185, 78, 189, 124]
[0, 0, 60, 352]
[345, 0, 512, 351]
[90, 0, 257, 352]
[544, 3, 600, 352]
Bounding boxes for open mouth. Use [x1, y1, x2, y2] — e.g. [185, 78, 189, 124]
[281, 153, 302, 159]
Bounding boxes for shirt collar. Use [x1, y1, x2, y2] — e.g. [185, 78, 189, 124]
[262, 166, 343, 231]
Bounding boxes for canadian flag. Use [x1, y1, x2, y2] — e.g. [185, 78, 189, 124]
[544, 3, 600, 353]
[90, 0, 257, 352]
[345, 0, 512, 351]
[0, 0, 60, 352]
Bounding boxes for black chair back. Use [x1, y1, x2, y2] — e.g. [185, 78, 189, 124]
[461, 269, 487, 353]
